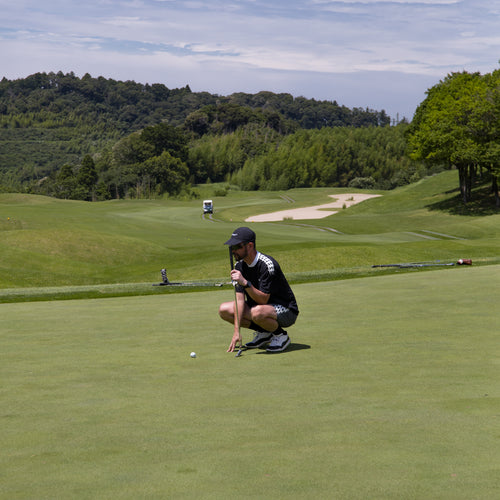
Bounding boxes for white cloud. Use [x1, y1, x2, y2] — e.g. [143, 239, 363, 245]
[312, 0, 460, 4]
[101, 17, 148, 28]
[0, 0, 498, 120]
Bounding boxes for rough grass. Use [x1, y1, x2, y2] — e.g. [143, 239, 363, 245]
[1, 266, 499, 498]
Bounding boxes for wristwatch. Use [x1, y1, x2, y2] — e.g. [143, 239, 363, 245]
[244, 281, 252, 289]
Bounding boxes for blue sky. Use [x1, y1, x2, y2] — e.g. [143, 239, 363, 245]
[0, 0, 499, 120]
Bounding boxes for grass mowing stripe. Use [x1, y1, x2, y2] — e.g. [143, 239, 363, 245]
[2, 171, 499, 289]
[1, 266, 499, 498]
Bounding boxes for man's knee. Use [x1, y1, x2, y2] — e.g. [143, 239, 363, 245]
[219, 301, 232, 320]
[250, 304, 275, 323]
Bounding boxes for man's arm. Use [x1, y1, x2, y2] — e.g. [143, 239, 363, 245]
[227, 290, 245, 352]
[243, 280, 270, 305]
[230, 269, 270, 304]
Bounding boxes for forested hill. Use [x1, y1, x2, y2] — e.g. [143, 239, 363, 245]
[0, 72, 391, 189]
[0, 72, 389, 131]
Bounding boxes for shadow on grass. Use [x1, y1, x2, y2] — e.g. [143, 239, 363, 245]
[426, 185, 499, 216]
[287, 343, 312, 352]
[252, 343, 311, 355]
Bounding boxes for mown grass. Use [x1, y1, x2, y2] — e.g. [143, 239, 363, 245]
[0, 170, 499, 300]
[1, 266, 499, 498]
[1, 173, 498, 498]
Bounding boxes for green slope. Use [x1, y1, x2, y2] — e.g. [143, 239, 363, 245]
[0, 170, 498, 297]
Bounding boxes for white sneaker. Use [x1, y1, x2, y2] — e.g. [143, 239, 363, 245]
[245, 331, 273, 349]
[266, 332, 291, 352]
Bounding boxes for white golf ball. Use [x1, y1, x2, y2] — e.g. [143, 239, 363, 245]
[190, 352, 196, 358]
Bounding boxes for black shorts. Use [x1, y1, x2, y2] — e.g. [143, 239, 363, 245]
[272, 304, 298, 328]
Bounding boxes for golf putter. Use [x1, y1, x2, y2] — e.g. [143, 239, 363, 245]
[234, 296, 243, 358]
[230, 247, 244, 357]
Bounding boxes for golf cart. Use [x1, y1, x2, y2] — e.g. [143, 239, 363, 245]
[203, 200, 213, 214]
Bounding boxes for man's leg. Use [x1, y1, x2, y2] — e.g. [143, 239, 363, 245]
[232, 304, 277, 349]
[249, 304, 280, 333]
[255, 304, 296, 353]
[219, 300, 252, 328]
[219, 301, 272, 348]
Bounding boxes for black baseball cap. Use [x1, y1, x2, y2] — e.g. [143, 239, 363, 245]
[224, 227, 256, 246]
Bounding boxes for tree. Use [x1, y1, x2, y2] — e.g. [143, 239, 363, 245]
[407, 70, 500, 205]
[184, 110, 210, 136]
[407, 72, 483, 203]
[138, 152, 189, 196]
[471, 69, 500, 206]
[140, 123, 188, 161]
[77, 155, 98, 200]
[55, 164, 77, 199]
[112, 132, 154, 166]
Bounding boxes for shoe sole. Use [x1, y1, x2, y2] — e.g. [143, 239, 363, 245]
[266, 337, 291, 353]
[244, 339, 271, 349]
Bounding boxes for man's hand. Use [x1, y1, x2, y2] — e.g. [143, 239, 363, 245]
[227, 330, 242, 352]
[230, 269, 246, 286]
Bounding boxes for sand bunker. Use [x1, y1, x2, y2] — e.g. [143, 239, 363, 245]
[245, 193, 381, 222]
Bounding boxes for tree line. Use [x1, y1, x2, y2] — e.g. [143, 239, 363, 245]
[32, 120, 425, 201]
[1, 71, 499, 208]
[0, 72, 393, 198]
[228, 125, 420, 191]
[0, 72, 390, 132]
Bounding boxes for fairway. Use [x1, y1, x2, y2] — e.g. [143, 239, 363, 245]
[1, 266, 499, 499]
[1, 170, 499, 293]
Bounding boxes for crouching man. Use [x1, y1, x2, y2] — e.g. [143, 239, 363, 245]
[219, 227, 299, 353]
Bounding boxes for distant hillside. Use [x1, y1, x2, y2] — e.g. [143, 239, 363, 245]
[0, 71, 390, 187]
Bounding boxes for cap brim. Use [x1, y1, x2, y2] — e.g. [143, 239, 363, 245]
[224, 236, 244, 246]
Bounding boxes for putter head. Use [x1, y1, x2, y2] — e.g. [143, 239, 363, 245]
[235, 344, 246, 357]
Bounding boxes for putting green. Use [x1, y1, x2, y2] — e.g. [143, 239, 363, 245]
[1, 265, 499, 498]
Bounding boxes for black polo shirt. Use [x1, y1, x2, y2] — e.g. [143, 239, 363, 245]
[235, 252, 299, 315]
